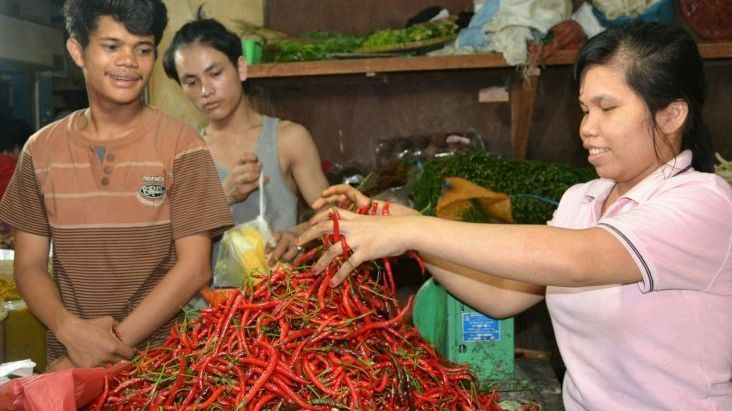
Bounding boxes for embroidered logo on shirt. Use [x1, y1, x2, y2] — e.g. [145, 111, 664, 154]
[137, 175, 166, 206]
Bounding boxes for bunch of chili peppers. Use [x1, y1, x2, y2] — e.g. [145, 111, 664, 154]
[90, 202, 513, 410]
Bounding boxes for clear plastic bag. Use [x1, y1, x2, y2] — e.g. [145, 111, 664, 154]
[212, 173, 276, 288]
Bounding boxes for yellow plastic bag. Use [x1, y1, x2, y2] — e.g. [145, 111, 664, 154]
[436, 177, 513, 223]
[212, 173, 276, 288]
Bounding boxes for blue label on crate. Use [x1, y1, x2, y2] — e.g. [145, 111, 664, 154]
[462, 312, 500, 342]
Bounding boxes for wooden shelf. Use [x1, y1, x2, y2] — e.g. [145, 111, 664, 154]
[247, 41, 732, 160]
[248, 41, 732, 79]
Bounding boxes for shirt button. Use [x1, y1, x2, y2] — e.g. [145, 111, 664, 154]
[106, 153, 115, 162]
[103, 166, 113, 174]
[101, 176, 110, 186]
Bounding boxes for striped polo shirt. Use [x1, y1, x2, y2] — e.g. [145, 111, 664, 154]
[0, 107, 233, 360]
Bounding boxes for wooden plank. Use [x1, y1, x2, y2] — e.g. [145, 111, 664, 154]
[510, 68, 540, 160]
[248, 41, 732, 79]
[248, 53, 509, 78]
[698, 42, 732, 60]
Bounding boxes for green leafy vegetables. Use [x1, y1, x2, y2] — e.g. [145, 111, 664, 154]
[413, 151, 596, 224]
[264, 21, 457, 62]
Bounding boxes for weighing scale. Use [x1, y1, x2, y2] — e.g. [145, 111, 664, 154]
[413, 278, 529, 390]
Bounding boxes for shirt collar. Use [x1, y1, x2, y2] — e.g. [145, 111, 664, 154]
[581, 150, 693, 204]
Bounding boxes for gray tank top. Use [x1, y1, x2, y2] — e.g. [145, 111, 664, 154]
[211, 116, 297, 267]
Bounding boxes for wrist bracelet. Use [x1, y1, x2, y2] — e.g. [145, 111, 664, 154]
[112, 324, 123, 342]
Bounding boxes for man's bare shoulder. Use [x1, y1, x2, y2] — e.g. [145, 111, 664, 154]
[276, 119, 316, 156]
[276, 119, 312, 142]
[274, 119, 320, 170]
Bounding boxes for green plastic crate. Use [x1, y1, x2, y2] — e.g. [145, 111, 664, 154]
[413, 278, 514, 382]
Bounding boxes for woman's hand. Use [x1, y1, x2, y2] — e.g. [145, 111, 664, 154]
[298, 208, 417, 287]
[312, 184, 418, 217]
[266, 230, 300, 264]
[312, 184, 372, 210]
[222, 153, 268, 205]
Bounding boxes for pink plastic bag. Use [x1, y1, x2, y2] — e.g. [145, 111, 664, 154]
[0, 366, 118, 411]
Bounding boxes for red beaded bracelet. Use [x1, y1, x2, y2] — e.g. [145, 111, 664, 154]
[112, 325, 123, 342]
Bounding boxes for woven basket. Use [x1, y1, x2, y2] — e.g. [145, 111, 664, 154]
[677, 0, 732, 41]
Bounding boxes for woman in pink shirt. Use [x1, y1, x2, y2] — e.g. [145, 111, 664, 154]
[299, 22, 732, 410]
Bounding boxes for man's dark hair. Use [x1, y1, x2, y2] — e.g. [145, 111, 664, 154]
[163, 17, 242, 84]
[63, 0, 168, 47]
[0, 118, 33, 153]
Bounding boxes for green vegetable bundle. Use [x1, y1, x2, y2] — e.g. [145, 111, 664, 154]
[263, 21, 458, 62]
[360, 21, 458, 50]
[264, 31, 365, 63]
[413, 151, 596, 224]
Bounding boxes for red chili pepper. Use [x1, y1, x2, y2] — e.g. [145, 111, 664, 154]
[178, 383, 199, 409]
[251, 393, 277, 411]
[91, 375, 109, 411]
[349, 295, 412, 338]
[163, 356, 187, 406]
[356, 200, 372, 215]
[198, 385, 225, 408]
[241, 342, 278, 406]
[239, 357, 307, 384]
[341, 286, 356, 318]
[304, 359, 340, 396]
[345, 373, 362, 410]
[340, 236, 350, 257]
[409, 250, 426, 275]
[293, 245, 320, 266]
[330, 210, 340, 241]
[383, 257, 396, 295]
[272, 374, 319, 410]
[318, 265, 335, 310]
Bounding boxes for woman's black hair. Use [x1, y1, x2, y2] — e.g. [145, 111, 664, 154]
[162, 12, 242, 84]
[63, 0, 168, 47]
[573, 22, 714, 172]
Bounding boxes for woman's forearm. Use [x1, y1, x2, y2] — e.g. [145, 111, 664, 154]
[422, 254, 545, 318]
[407, 216, 640, 287]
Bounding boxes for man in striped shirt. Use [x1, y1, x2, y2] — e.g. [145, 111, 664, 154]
[0, 0, 233, 371]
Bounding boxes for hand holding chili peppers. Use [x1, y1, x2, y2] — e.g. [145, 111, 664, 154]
[311, 184, 417, 217]
[312, 183, 372, 212]
[299, 207, 419, 287]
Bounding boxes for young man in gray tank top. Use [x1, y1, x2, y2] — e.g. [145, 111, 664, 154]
[163, 17, 329, 265]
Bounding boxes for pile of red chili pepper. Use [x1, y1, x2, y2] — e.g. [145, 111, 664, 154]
[90, 203, 512, 410]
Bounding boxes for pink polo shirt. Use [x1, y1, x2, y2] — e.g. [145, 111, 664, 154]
[546, 150, 732, 410]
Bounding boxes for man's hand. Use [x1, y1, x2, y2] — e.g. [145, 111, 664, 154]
[223, 153, 268, 204]
[55, 314, 135, 368]
[266, 231, 299, 264]
[46, 355, 75, 372]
